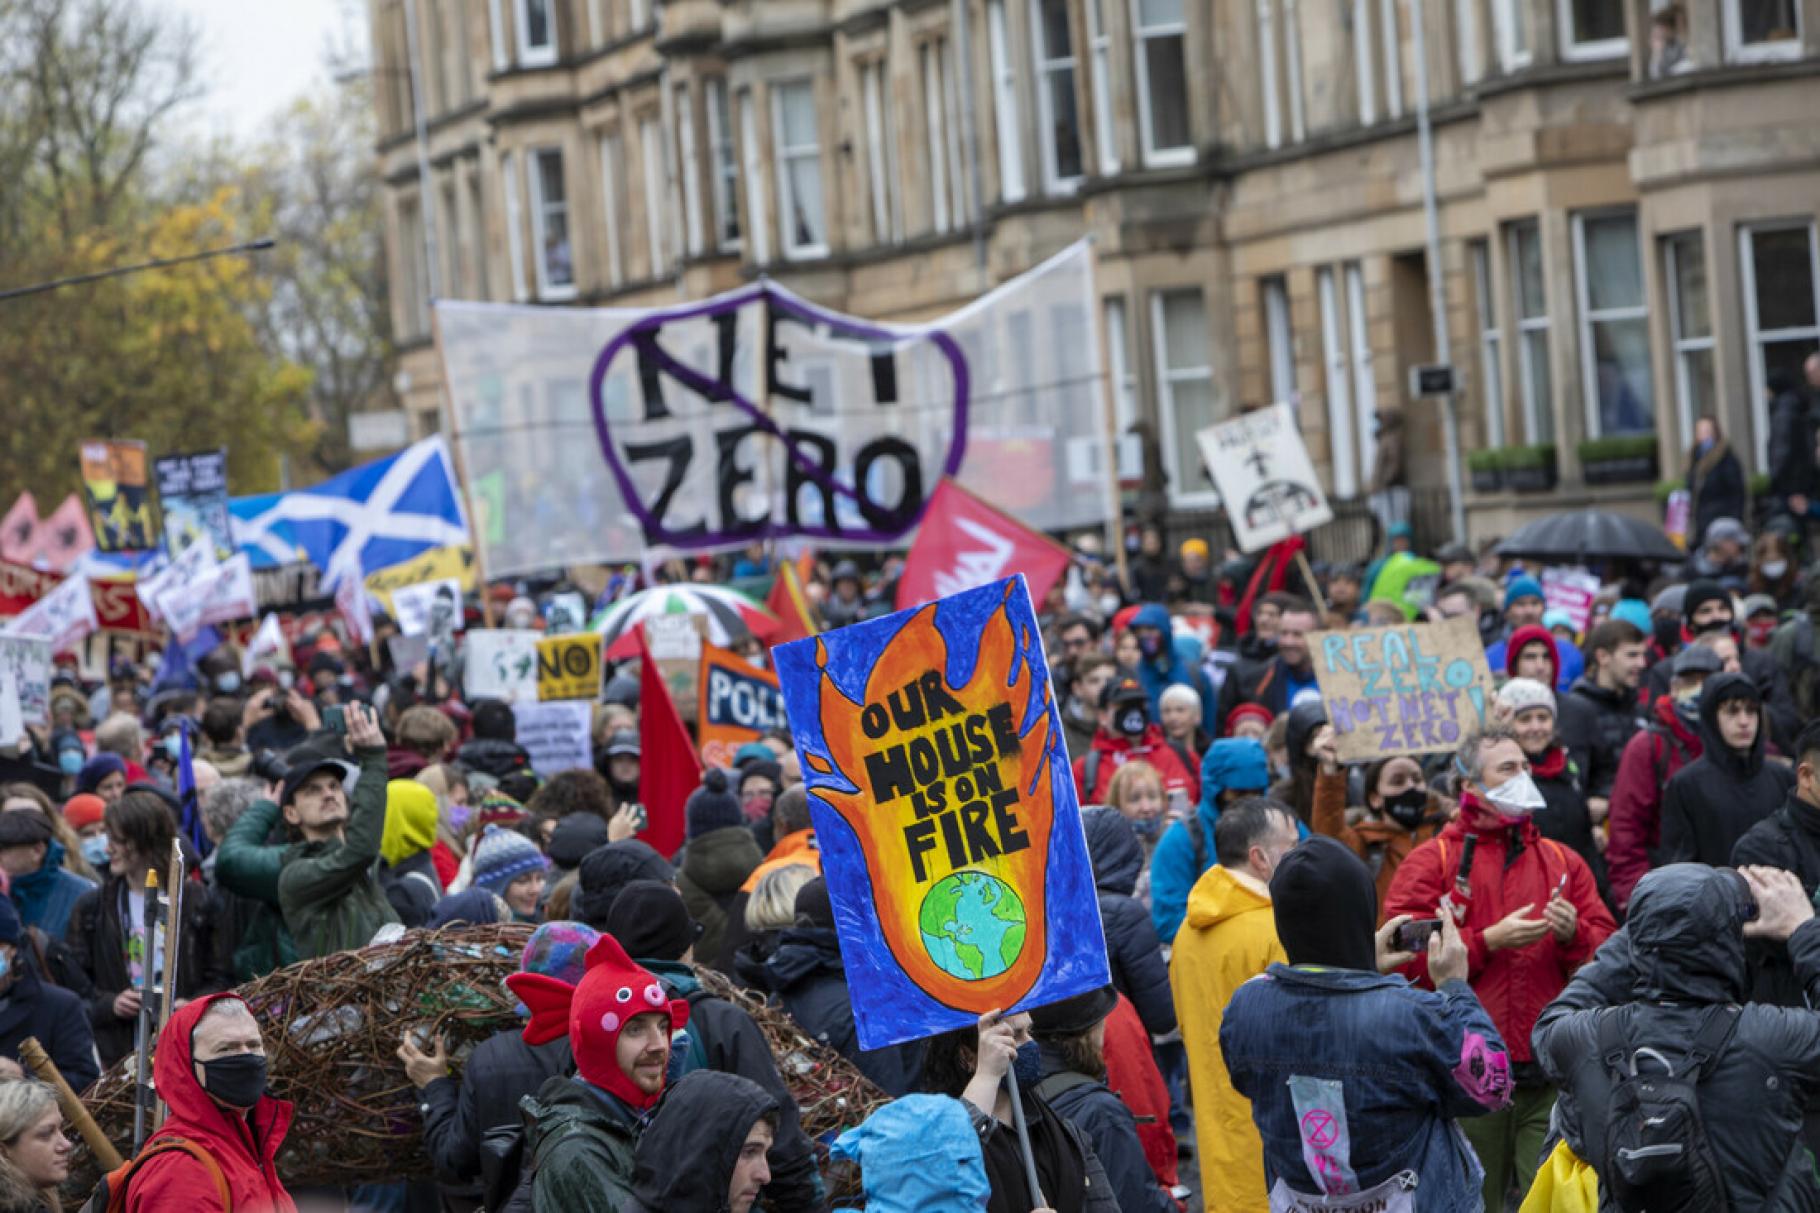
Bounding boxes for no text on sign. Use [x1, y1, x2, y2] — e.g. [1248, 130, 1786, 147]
[1409, 364, 1457, 397]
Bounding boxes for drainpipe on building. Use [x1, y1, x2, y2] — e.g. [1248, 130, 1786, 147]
[1409, 0, 1468, 545]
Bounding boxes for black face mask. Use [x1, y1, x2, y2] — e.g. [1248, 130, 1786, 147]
[1382, 786, 1430, 832]
[1115, 706, 1149, 739]
[200, 1052, 268, 1109]
[1654, 615, 1682, 652]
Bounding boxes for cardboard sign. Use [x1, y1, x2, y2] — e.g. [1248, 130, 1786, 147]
[513, 700, 594, 777]
[465, 629, 541, 702]
[157, 553, 256, 642]
[1, 571, 97, 652]
[773, 575, 1109, 1050]
[698, 643, 789, 768]
[544, 592, 589, 636]
[364, 545, 476, 614]
[391, 578, 464, 644]
[0, 636, 51, 742]
[538, 633, 603, 702]
[386, 632, 432, 674]
[80, 439, 156, 552]
[1540, 567, 1601, 636]
[646, 613, 706, 719]
[1195, 404, 1334, 553]
[154, 449, 232, 557]
[1309, 616, 1496, 763]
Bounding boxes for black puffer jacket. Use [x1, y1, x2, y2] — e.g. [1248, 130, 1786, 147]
[1658, 673, 1794, 868]
[1080, 809, 1175, 1037]
[1035, 1044, 1175, 1213]
[1531, 754, 1611, 909]
[1732, 791, 1820, 1009]
[455, 736, 532, 781]
[762, 928, 924, 1097]
[1534, 864, 1820, 1209]
[624, 1070, 779, 1213]
[420, 1028, 572, 1184]
[1557, 676, 1644, 800]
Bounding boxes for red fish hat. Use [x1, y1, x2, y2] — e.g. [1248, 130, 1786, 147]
[507, 933, 689, 1110]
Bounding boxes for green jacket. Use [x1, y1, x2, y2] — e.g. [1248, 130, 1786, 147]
[277, 747, 399, 958]
[523, 1075, 640, 1213]
[214, 795, 300, 980]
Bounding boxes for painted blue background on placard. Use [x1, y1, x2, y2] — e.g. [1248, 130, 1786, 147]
[773, 574, 1110, 1051]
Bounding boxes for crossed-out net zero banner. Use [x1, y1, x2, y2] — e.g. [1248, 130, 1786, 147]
[435, 241, 1108, 579]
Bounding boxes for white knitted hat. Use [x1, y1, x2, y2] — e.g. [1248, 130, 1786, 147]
[1496, 677, 1556, 718]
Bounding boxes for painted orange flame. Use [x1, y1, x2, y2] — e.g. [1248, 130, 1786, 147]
[812, 582, 1056, 1013]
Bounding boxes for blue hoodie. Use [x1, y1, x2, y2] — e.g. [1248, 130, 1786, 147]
[1129, 603, 1218, 738]
[830, 1095, 990, 1213]
[1149, 738, 1272, 943]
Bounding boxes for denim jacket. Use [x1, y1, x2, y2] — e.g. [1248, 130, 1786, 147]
[1220, 964, 1512, 1210]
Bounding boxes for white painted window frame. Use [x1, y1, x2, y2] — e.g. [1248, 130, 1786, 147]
[1345, 261, 1379, 484]
[1030, 0, 1084, 193]
[923, 41, 952, 234]
[1132, 0, 1195, 166]
[1318, 267, 1359, 498]
[526, 145, 575, 300]
[988, 1, 1030, 198]
[1556, 0, 1628, 62]
[1470, 239, 1506, 448]
[740, 89, 772, 264]
[1259, 0, 1283, 148]
[1456, 0, 1484, 85]
[500, 149, 527, 302]
[1378, 0, 1404, 117]
[1663, 230, 1714, 449]
[1571, 209, 1652, 437]
[1151, 288, 1219, 506]
[1103, 296, 1143, 478]
[640, 116, 670, 277]
[771, 78, 829, 261]
[705, 78, 742, 252]
[1740, 220, 1820, 469]
[1509, 219, 1553, 444]
[598, 133, 625, 288]
[1493, 0, 1533, 71]
[1263, 276, 1297, 405]
[860, 61, 899, 242]
[514, 0, 557, 67]
[488, 0, 507, 71]
[1087, 0, 1120, 174]
[674, 82, 704, 258]
[1723, 0, 1805, 62]
[1352, 0, 1377, 124]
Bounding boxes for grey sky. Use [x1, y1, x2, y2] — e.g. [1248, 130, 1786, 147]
[158, 0, 368, 140]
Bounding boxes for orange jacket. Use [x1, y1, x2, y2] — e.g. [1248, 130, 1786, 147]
[739, 828, 822, 894]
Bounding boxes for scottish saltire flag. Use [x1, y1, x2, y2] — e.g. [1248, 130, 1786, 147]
[230, 437, 468, 589]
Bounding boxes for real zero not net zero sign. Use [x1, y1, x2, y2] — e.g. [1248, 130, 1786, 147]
[1309, 615, 1496, 764]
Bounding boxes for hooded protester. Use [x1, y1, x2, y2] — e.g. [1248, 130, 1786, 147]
[1127, 603, 1217, 737]
[1080, 809, 1174, 1038]
[830, 1095, 994, 1213]
[1534, 865, 1820, 1210]
[603, 881, 826, 1210]
[116, 994, 294, 1211]
[1679, 578, 1801, 752]
[1605, 643, 1717, 913]
[1269, 699, 1330, 826]
[573, 840, 674, 930]
[1072, 675, 1199, 806]
[0, 895, 96, 1091]
[594, 730, 641, 808]
[1149, 737, 1274, 943]
[762, 879, 924, 1097]
[1486, 583, 1584, 693]
[1658, 671, 1793, 868]
[512, 934, 692, 1213]
[675, 769, 763, 969]
[413, 763, 472, 889]
[404, 922, 594, 1192]
[1221, 837, 1513, 1210]
[1732, 720, 1820, 1009]
[1027, 987, 1175, 1213]
[620, 1070, 779, 1213]
[0, 810, 92, 942]
[1312, 751, 1448, 909]
[1497, 678, 1608, 905]
[1382, 726, 1615, 1209]
[378, 780, 445, 928]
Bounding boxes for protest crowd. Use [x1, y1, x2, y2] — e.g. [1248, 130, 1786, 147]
[2, 365, 1820, 1213]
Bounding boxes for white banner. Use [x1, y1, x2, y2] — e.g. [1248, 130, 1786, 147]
[1196, 404, 1335, 553]
[464, 629, 541, 703]
[0, 636, 51, 743]
[436, 242, 1110, 577]
[158, 553, 256, 642]
[242, 613, 292, 677]
[136, 534, 221, 623]
[512, 700, 593, 777]
[2, 572, 97, 652]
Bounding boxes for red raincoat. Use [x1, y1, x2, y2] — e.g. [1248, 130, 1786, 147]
[1072, 725, 1199, 805]
[126, 993, 296, 1213]
[1101, 993, 1179, 1192]
[1605, 694, 1704, 913]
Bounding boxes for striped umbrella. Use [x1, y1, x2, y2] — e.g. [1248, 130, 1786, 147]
[593, 584, 781, 659]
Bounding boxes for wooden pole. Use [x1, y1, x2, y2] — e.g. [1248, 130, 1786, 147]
[1295, 548, 1329, 618]
[20, 1038, 123, 1170]
[429, 306, 498, 628]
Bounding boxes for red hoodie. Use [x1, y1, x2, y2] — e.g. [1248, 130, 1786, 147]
[127, 993, 296, 1213]
[1503, 624, 1560, 685]
[1072, 724, 1200, 804]
[1605, 694, 1704, 913]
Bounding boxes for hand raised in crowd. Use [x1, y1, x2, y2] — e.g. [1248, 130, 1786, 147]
[1741, 866, 1815, 942]
[112, 988, 142, 1021]
[1428, 912, 1469, 986]
[1311, 725, 1341, 776]
[241, 686, 275, 728]
[1544, 889, 1578, 944]
[285, 688, 321, 733]
[1483, 902, 1550, 952]
[345, 701, 384, 750]
[607, 803, 643, 843]
[1375, 914, 1418, 973]
[971, 1010, 1018, 1083]
[396, 1031, 449, 1089]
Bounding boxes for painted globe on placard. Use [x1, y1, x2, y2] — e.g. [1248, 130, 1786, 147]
[918, 870, 1027, 982]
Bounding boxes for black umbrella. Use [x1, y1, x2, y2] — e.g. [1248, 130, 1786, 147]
[1495, 510, 1683, 564]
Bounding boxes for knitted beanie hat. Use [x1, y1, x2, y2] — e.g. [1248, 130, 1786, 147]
[75, 753, 125, 795]
[685, 768, 742, 840]
[521, 921, 601, 988]
[1496, 677, 1556, 719]
[476, 790, 527, 829]
[61, 793, 107, 833]
[470, 824, 550, 893]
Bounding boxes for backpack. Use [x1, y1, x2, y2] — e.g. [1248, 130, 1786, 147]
[81, 1137, 232, 1213]
[1595, 1004, 1739, 1213]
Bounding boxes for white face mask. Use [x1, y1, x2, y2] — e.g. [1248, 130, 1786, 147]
[1762, 560, 1789, 580]
[1482, 771, 1547, 818]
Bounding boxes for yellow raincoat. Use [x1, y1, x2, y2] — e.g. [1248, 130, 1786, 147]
[1169, 865, 1286, 1212]
[1519, 1140, 1599, 1212]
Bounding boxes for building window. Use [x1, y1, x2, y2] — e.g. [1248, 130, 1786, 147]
[1572, 211, 1653, 436]
[1133, 0, 1192, 166]
[1663, 232, 1714, 448]
[1456, 0, 1484, 84]
[1344, 262, 1379, 483]
[1508, 220, 1551, 443]
[1284, 0, 1306, 141]
[488, 0, 507, 71]
[1557, 0, 1626, 61]
[1379, 0, 1405, 117]
[705, 79, 741, 251]
[515, 0, 556, 67]
[1259, 0, 1282, 147]
[1741, 222, 1820, 468]
[527, 147, 574, 298]
[771, 79, 828, 260]
[1103, 297, 1142, 478]
[674, 85, 704, 257]
[639, 118, 671, 278]
[860, 61, 899, 242]
[740, 90, 771, 264]
[1352, 0, 1376, 125]
[987, 2, 1029, 199]
[501, 150, 527, 301]
[1492, 0, 1531, 70]
[630, 0, 650, 29]
[1470, 239, 1505, 449]
[1031, 0, 1083, 192]
[1151, 289, 1216, 502]
[1086, 0, 1119, 174]
[598, 134, 626, 287]
[1725, 0, 1803, 61]
[923, 41, 959, 234]
[1263, 277, 1296, 405]
[1317, 268, 1358, 497]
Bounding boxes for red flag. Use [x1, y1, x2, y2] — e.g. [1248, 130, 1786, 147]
[1234, 535, 1306, 636]
[638, 627, 703, 858]
[763, 556, 820, 645]
[896, 478, 1072, 611]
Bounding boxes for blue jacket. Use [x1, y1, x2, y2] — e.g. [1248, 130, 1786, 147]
[1484, 634, 1583, 695]
[1130, 604, 1218, 738]
[1221, 965, 1511, 1209]
[9, 843, 95, 942]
